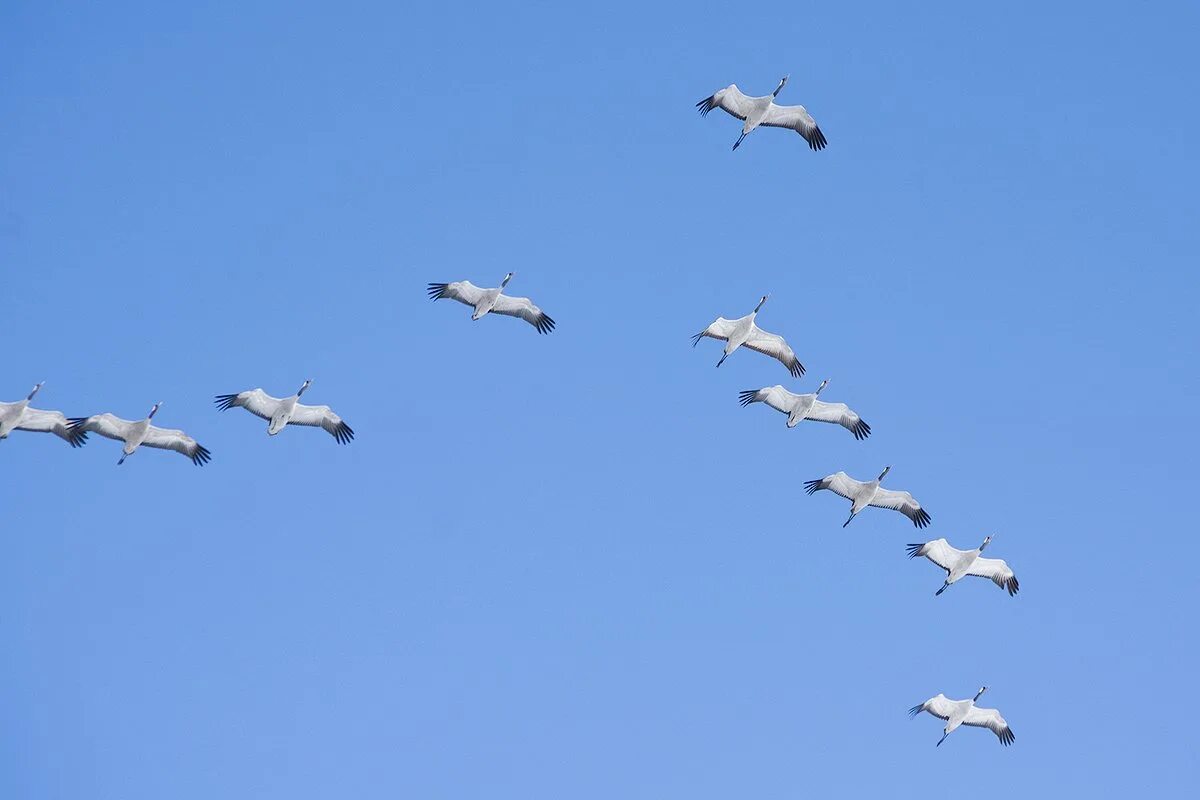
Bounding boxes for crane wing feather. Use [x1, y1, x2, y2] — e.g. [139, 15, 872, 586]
[427, 280, 487, 307]
[289, 403, 355, 444]
[692, 317, 737, 345]
[967, 557, 1019, 595]
[15, 408, 86, 445]
[696, 85, 758, 121]
[869, 488, 931, 528]
[760, 103, 828, 150]
[490, 294, 556, 334]
[804, 471, 867, 501]
[70, 413, 133, 442]
[963, 706, 1015, 745]
[214, 389, 283, 420]
[142, 425, 211, 465]
[806, 400, 870, 439]
[743, 326, 804, 377]
[906, 539, 967, 572]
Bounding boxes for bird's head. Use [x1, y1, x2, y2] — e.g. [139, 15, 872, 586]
[754, 294, 770, 312]
[975, 686, 989, 700]
[816, 378, 830, 394]
[298, 379, 312, 396]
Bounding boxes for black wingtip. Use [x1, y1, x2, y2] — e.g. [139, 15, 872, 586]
[908, 704, 924, 718]
[334, 422, 355, 445]
[1007, 576, 1020, 596]
[905, 543, 924, 559]
[690, 332, 704, 347]
[695, 96, 715, 116]
[808, 126, 828, 151]
[192, 445, 212, 466]
[426, 283, 448, 300]
[913, 509, 932, 529]
[535, 314, 556, 335]
[788, 359, 806, 378]
[214, 394, 238, 411]
[67, 417, 88, 430]
[737, 390, 759, 407]
[853, 420, 871, 440]
[803, 479, 822, 495]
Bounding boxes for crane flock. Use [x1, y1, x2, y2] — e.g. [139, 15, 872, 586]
[9, 76, 1025, 751]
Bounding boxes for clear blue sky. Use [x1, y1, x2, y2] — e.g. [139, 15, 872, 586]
[3, 1, 1198, 797]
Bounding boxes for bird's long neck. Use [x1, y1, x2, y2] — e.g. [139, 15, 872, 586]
[816, 380, 828, 396]
[147, 405, 160, 420]
[501, 274, 513, 289]
[297, 382, 309, 398]
[772, 79, 786, 98]
[27, 384, 42, 401]
[878, 467, 890, 482]
[973, 689, 985, 702]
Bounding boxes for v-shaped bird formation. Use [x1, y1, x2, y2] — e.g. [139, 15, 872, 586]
[7, 75, 1026, 751]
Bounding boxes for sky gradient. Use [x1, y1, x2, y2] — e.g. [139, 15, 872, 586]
[3, 1, 1198, 797]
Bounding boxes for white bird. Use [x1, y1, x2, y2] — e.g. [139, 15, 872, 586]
[909, 687, 1015, 747]
[907, 536, 1019, 597]
[69, 403, 211, 466]
[738, 379, 870, 439]
[427, 272, 555, 334]
[0, 382, 87, 447]
[215, 380, 354, 444]
[803, 466, 931, 528]
[696, 75, 827, 151]
[692, 295, 804, 377]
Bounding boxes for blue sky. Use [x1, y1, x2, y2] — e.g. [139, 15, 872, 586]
[2, 1, 1198, 796]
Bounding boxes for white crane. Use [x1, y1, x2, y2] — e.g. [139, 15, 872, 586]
[69, 403, 211, 466]
[215, 380, 354, 444]
[803, 466, 931, 528]
[692, 295, 804, 377]
[0, 382, 87, 447]
[909, 687, 1015, 747]
[427, 272, 555, 334]
[907, 536, 1019, 597]
[738, 379, 870, 439]
[696, 75, 827, 151]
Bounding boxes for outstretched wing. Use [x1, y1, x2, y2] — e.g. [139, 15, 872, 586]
[695, 84, 758, 121]
[737, 385, 798, 415]
[869, 487, 931, 528]
[909, 694, 962, 722]
[17, 407, 87, 446]
[806, 399, 870, 440]
[963, 706, 1015, 746]
[691, 317, 737, 346]
[743, 327, 804, 377]
[142, 425, 211, 465]
[427, 280, 487, 307]
[214, 389, 284, 421]
[760, 103, 827, 150]
[803, 471, 868, 501]
[968, 557, 1020, 596]
[905, 539, 967, 573]
[491, 294, 555, 334]
[69, 413, 133, 442]
[289, 403, 355, 444]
